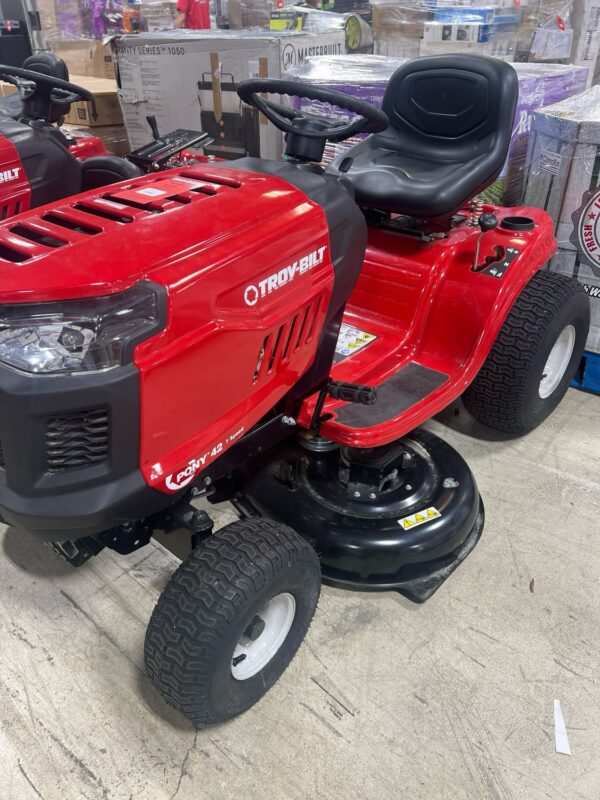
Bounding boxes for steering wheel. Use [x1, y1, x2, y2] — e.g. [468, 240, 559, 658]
[0, 65, 94, 109]
[236, 78, 389, 143]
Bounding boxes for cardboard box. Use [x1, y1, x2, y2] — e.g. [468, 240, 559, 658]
[0, 82, 17, 98]
[524, 86, 600, 352]
[63, 75, 124, 127]
[53, 39, 116, 80]
[113, 30, 346, 158]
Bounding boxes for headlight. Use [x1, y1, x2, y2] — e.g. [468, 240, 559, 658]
[0, 283, 165, 375]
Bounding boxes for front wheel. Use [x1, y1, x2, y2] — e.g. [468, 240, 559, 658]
[144, 518, 321, 725]
[462, 271, 589, 435]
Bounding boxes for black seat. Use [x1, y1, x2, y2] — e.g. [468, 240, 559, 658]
[338, 55, 518, 220]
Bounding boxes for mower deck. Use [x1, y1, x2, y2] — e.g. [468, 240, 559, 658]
[298, 214, 555, 447]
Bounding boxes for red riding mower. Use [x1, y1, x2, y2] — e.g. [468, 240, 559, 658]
[0, 53, 211, 218]
[0, 55, 589, 725]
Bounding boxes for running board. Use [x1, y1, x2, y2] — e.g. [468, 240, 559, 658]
[334, 363, 448, 428]
[299, 361, 450, 445]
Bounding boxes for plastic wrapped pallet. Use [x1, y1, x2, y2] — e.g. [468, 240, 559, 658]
[38, 0, 177, 44]
[524, 86, 600, 353]
[529, 0, 574, 61]
[570, 0, 600, 84]
[288, 54, 406, 162]
[482, 62, 588, 205]
[370, 0, 521, 61]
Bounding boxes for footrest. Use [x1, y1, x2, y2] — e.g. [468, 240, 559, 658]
[334, 363, 448, 429]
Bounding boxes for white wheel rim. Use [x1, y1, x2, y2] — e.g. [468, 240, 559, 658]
[231, 593, 296, 681]
[539, 324, 576, 399]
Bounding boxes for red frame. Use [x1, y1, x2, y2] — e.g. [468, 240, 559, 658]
[298, 205, 556, 447]
[0, 164, 556, 495]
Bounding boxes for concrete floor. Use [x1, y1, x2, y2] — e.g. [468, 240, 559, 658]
[0, 388, 599, 800]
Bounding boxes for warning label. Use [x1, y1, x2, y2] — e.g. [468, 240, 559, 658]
[334, 323, 377, 363]
[398, 506, 441, 530]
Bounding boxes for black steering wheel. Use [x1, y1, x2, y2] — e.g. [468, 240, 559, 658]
[237, 78, 389, 143]
[0, 65, 94, 108]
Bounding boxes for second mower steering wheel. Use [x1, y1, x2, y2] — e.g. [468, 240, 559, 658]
[237, 78, 389, 143]
[0, 64, 94, 109]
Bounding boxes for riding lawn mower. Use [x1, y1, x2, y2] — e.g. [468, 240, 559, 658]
[0, 53, 211, 218]
[0, 54, 589, 725]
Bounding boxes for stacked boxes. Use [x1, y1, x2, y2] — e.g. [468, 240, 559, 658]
[483, 62, 589, 205]
[371, 0, 522, 60]
[571, 0, 600, 81]
[524, 86, 600, 352]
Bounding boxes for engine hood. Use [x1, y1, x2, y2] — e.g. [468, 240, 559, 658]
[0, 164, 319, 304]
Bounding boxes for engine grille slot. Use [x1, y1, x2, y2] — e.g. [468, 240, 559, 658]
[103, 194, 165, 213]
[73, 201, 134, 223]
[267, 324, 286, 373]
[179, 169, 241, 189]
[0, 242, 29, 262]
[304, 296, 322, 342]
[253, 297, 324, 384]
[10, 224, 67, 248]
[45, 407, 110, 474]
[1, 205, 8, 221]
[41, 212, 101, 235]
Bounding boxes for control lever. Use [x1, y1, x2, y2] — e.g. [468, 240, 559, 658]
[146, 114, 160, 140]
[311, 380, 377, 431]
[473, 213, 498, 270]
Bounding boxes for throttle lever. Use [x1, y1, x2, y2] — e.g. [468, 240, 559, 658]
[473, 212, 498, 271]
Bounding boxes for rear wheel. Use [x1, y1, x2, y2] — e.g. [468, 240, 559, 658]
[462, 271, 589, 435]
[144, 518, 321, 725]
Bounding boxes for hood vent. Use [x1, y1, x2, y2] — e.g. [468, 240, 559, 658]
[0, 167, 241, 265]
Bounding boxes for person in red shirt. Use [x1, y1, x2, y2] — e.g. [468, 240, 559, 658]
[175, 0, 210, 29]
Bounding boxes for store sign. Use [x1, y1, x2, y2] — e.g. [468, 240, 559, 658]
[571, 187, 600, 277]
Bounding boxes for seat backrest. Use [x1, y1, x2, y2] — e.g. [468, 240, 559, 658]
[21, 53, 72, 123]
[379, 54, 518, 165]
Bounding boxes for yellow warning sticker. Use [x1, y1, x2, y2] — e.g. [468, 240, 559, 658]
[398, 506, 441, 530]
[334, 323, 377, 362]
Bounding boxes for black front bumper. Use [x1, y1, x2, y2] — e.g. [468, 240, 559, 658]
[0, 362, 171, 541]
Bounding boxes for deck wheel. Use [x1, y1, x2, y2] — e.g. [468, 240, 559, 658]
[144, 519, 321, 725]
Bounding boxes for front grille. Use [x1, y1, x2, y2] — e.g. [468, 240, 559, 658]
[45, 407, 110, 474]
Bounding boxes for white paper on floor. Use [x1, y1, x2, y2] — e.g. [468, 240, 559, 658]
[554, 699, 572, 755]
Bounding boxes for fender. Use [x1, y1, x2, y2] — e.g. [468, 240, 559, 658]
[298, 205, 557, 447]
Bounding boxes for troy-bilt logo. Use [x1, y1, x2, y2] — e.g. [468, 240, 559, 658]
[165, 426, 244, 491]
[244, 246, 327, 306]
[0, 167, 20, 184]
[571, 188, 600, 276]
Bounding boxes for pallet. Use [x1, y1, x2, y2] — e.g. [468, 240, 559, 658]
[572, 351, 600, 395]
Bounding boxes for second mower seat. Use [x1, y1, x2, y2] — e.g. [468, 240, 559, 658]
[338, 55, 518, 220]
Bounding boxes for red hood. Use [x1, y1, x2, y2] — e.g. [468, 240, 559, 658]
[0, 165, 310, 304]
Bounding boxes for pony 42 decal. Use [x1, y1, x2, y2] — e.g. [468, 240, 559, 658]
[159, 425, 245, 492]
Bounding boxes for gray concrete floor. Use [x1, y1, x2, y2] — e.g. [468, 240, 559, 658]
[1, 388, 599, 800]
